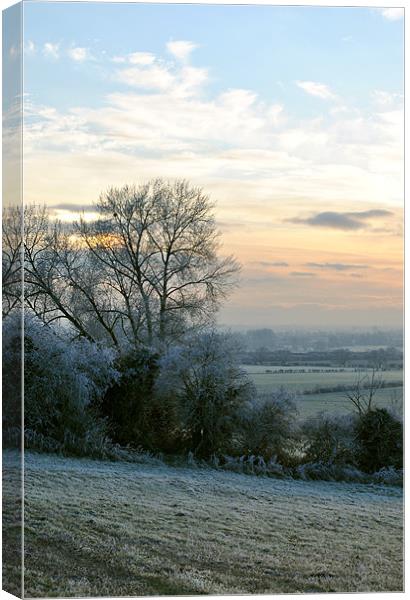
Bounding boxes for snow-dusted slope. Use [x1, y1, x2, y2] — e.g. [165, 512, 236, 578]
[5, 450, 403, 596]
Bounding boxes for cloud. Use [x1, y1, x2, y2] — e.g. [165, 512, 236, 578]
[377, 8, 404, 21]
[305, 262, 369, 271]
[372, 90, 403, 107]
[259, 261, 289, 267]
[111, 52, 156, 65]
[43, 42, 60, 59]
[295, 80, 336, 100]
[25, 40, 36, 55]
[9, 45, 19, 59]
[23, 42, 403, 212]
[117, 64, 175, 91]
[348, 209, 393, 219]
[128, 52, 156, 65]
[50, 202, 96, 212]
[288, 209, 393, 230]
[166, 40, 198, 62]
[289, 271, 317, 277]
[68, 47, 90, 62]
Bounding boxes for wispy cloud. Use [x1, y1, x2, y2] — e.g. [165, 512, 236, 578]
[166, 40, 198, 62]
[288, 209, 393, 231]
[295, 80, 336, 100]
[43, 42, 60, 59]
[290, 271, 317, 277]
[68, 47, 91, 62]
[305, 262, 369, 271]
[349, 209, 393, 219]
[376, 8, 404, 21]
[259, 261, 289, 267]
[25, 40, 36, 55]
[50, 202, 96, 212]
[372, 89, 403, 107]
[23, 43, 403, 215]
[128, 52, 156, 65]
[111, 52, 156, 65]
[117, 64, 175, 91]
[9, 45, 19, 60]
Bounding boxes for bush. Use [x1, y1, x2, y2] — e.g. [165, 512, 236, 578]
[295, 461, 368, 483]
[157, 331, 254, 457]
[2, 314, 22, 434]
[221, 454, 288, 477]
[302, 413, 357, 466]
[100, 347, 183, 452]
[355, 408, 403, 472]
[372, 466, 403, 486]
[238, 388, 299, 464]
[4, 315, 118, 455]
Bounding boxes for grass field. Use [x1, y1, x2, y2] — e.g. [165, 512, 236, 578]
[243, 366, 403, 418]
[3, 450, 403, 596]
[292, 387, 403, 419]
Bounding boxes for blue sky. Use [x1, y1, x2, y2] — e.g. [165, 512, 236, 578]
[23, 3, 403, 116]
[14, 2, 404, 328]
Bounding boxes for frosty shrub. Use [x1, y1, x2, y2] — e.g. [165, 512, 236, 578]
[6, 314, 119, 454]
[295, 461, 371, 483]
[355, 408, 403, 472]
[372, 466, 403, 486]
[100, 347, 182, 452]
[294, 462, 402, 486]
[221, 454, 287, 477]
[238, 388, 299, 464]
[302, 412, 357, 466]
[2, 314, 22, 432]
[157, 331, 254, 457]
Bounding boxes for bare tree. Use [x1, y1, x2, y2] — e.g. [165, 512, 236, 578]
[23, 206, 97, 341]
[78, 179, 240, 345]
[345, 368, 384, 416]
[2, 205, 22, 316]
[19, 180, 240, 348]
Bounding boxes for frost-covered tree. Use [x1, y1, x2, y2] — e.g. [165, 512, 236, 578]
[22, 180, 240, 348]
[238, 388, 298, 462]
[2, 205, 22, 317]
[23, 205, 123, 345]
[3, 312, 118, 450]
[157, 330, 254, 457]
[78, 179, 240, 345]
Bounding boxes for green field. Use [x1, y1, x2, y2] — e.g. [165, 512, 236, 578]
[243, 366, 403, 418]
[3, 451, 403, 596]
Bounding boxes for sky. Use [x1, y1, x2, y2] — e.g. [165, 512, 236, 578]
[10, 2, 405, 329]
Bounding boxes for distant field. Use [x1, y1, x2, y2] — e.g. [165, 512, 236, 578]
[290, 387, 402, 419]
[3, 451, 403, 596]
[243, 366, 403, 418]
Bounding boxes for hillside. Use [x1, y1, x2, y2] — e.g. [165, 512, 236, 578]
[4, 451, 403, 597]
